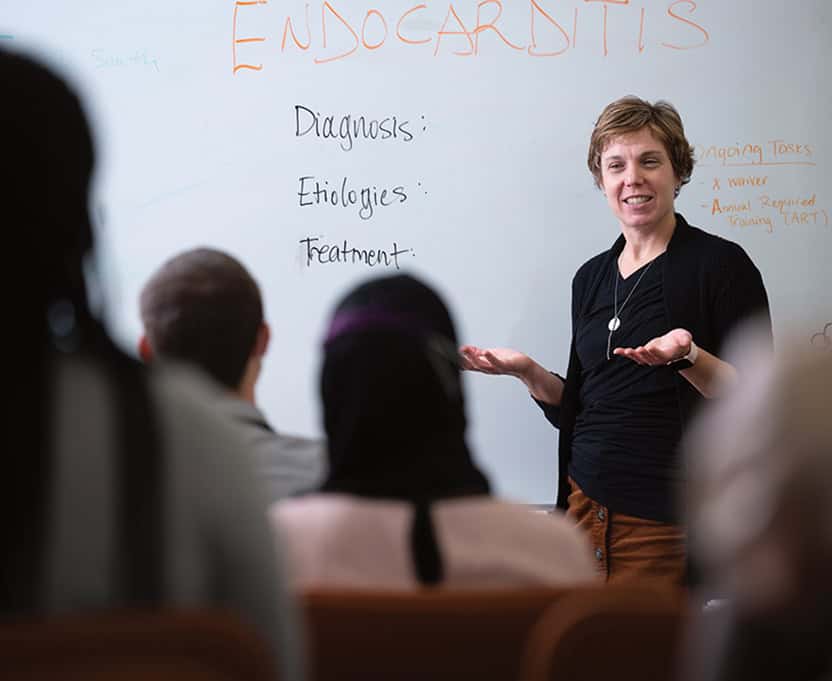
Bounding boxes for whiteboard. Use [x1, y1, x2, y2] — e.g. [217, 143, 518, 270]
[5, 0, 830, 502]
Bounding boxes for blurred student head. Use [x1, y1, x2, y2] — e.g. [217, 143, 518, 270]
[686, 326, 832, 618]
[683, 322, 832, 680]
[139, 248, 268, 399]
[2, 47, 105, 611]
[2, 48, 96, 338]
[319, 273, 489, 498]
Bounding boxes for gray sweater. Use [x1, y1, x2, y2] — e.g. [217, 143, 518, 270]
[44, 356, 303, 681]
[216, 397, 326, 502]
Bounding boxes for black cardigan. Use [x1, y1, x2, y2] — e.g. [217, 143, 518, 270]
[539, 214, 772, 511]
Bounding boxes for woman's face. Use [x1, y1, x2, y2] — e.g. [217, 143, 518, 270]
[599, 126, 680, 235]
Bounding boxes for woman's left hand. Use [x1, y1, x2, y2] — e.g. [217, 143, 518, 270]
[612, 328, 692, 366]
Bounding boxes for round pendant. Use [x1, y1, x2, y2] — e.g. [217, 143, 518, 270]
[608, 316, 621, 332]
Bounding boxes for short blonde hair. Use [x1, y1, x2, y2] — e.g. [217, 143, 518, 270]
[587, 96, 695, 192]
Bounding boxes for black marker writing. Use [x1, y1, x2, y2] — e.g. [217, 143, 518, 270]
[299, 236, 413, 269]
[298, 175, 407, 220]
[295, 105, 413, 151]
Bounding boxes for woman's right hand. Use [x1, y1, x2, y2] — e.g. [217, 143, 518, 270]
[459, 345, 564, 406]
[459, 345, 534, 380]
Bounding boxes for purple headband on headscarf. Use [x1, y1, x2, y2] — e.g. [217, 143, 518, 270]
[324, 307, 435, 346]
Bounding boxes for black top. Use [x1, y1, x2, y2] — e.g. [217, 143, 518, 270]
[537, 214, 772, 523]
[570, 253, 684, 521]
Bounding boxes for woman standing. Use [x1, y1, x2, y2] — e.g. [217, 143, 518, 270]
[461, 96, 771, 586]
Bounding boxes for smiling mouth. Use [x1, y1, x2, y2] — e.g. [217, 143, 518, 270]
[623, 195, 652, 205]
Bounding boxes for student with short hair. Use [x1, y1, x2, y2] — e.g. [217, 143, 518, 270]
[139, 248, 325, 501]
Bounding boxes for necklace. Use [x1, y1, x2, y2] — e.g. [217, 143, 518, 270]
[606, 258, 655, 360]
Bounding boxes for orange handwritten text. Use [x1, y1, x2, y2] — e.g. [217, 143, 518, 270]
[232, 0, 268, 73]
[528, 0, 570, 57]
[434, 4, 475, 56]
[706, 193, 828, 234]
[396, 4, 431, 45]
[316, 2, 360, 64]
[661, 0, 709, 50]
[472, 0, 523, 56]
[711, 198, 750, 215]
[229, 0, 711, 70]
[697, 140, 816, 168]
[282, 3, 311, 51]
[761, 194, 829, 227]
[725, 214, 774, 232]
[362, 9, 388, 50]
[727, 175, 768, 188]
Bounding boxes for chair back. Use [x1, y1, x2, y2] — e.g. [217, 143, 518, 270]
[302, 587, 571, 681]
[0, 609, 278, 681]
[521, 585, 689, 681]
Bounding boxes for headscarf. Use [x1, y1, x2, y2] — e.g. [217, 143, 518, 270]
[319, 274, 490, 584]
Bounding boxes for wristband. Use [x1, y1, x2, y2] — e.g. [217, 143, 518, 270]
[682, 340, 698, 365]
[669, 340, 698, 370]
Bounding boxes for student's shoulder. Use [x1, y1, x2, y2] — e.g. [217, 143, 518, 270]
[147, 361, 254, 468]
[439, 497, 581, 541]
[438, 497, 598, 579]
[149, 361, 225, 422]
[271, 494, 409, 548]
[272, 431, 327, 457]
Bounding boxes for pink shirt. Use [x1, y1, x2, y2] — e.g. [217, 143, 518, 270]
[270, 494, 597, 590]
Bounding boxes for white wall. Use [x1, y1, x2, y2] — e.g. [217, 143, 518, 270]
[5, 0, 830, 501]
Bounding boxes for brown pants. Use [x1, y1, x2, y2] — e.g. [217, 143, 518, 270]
[566, 478, 687, 587]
